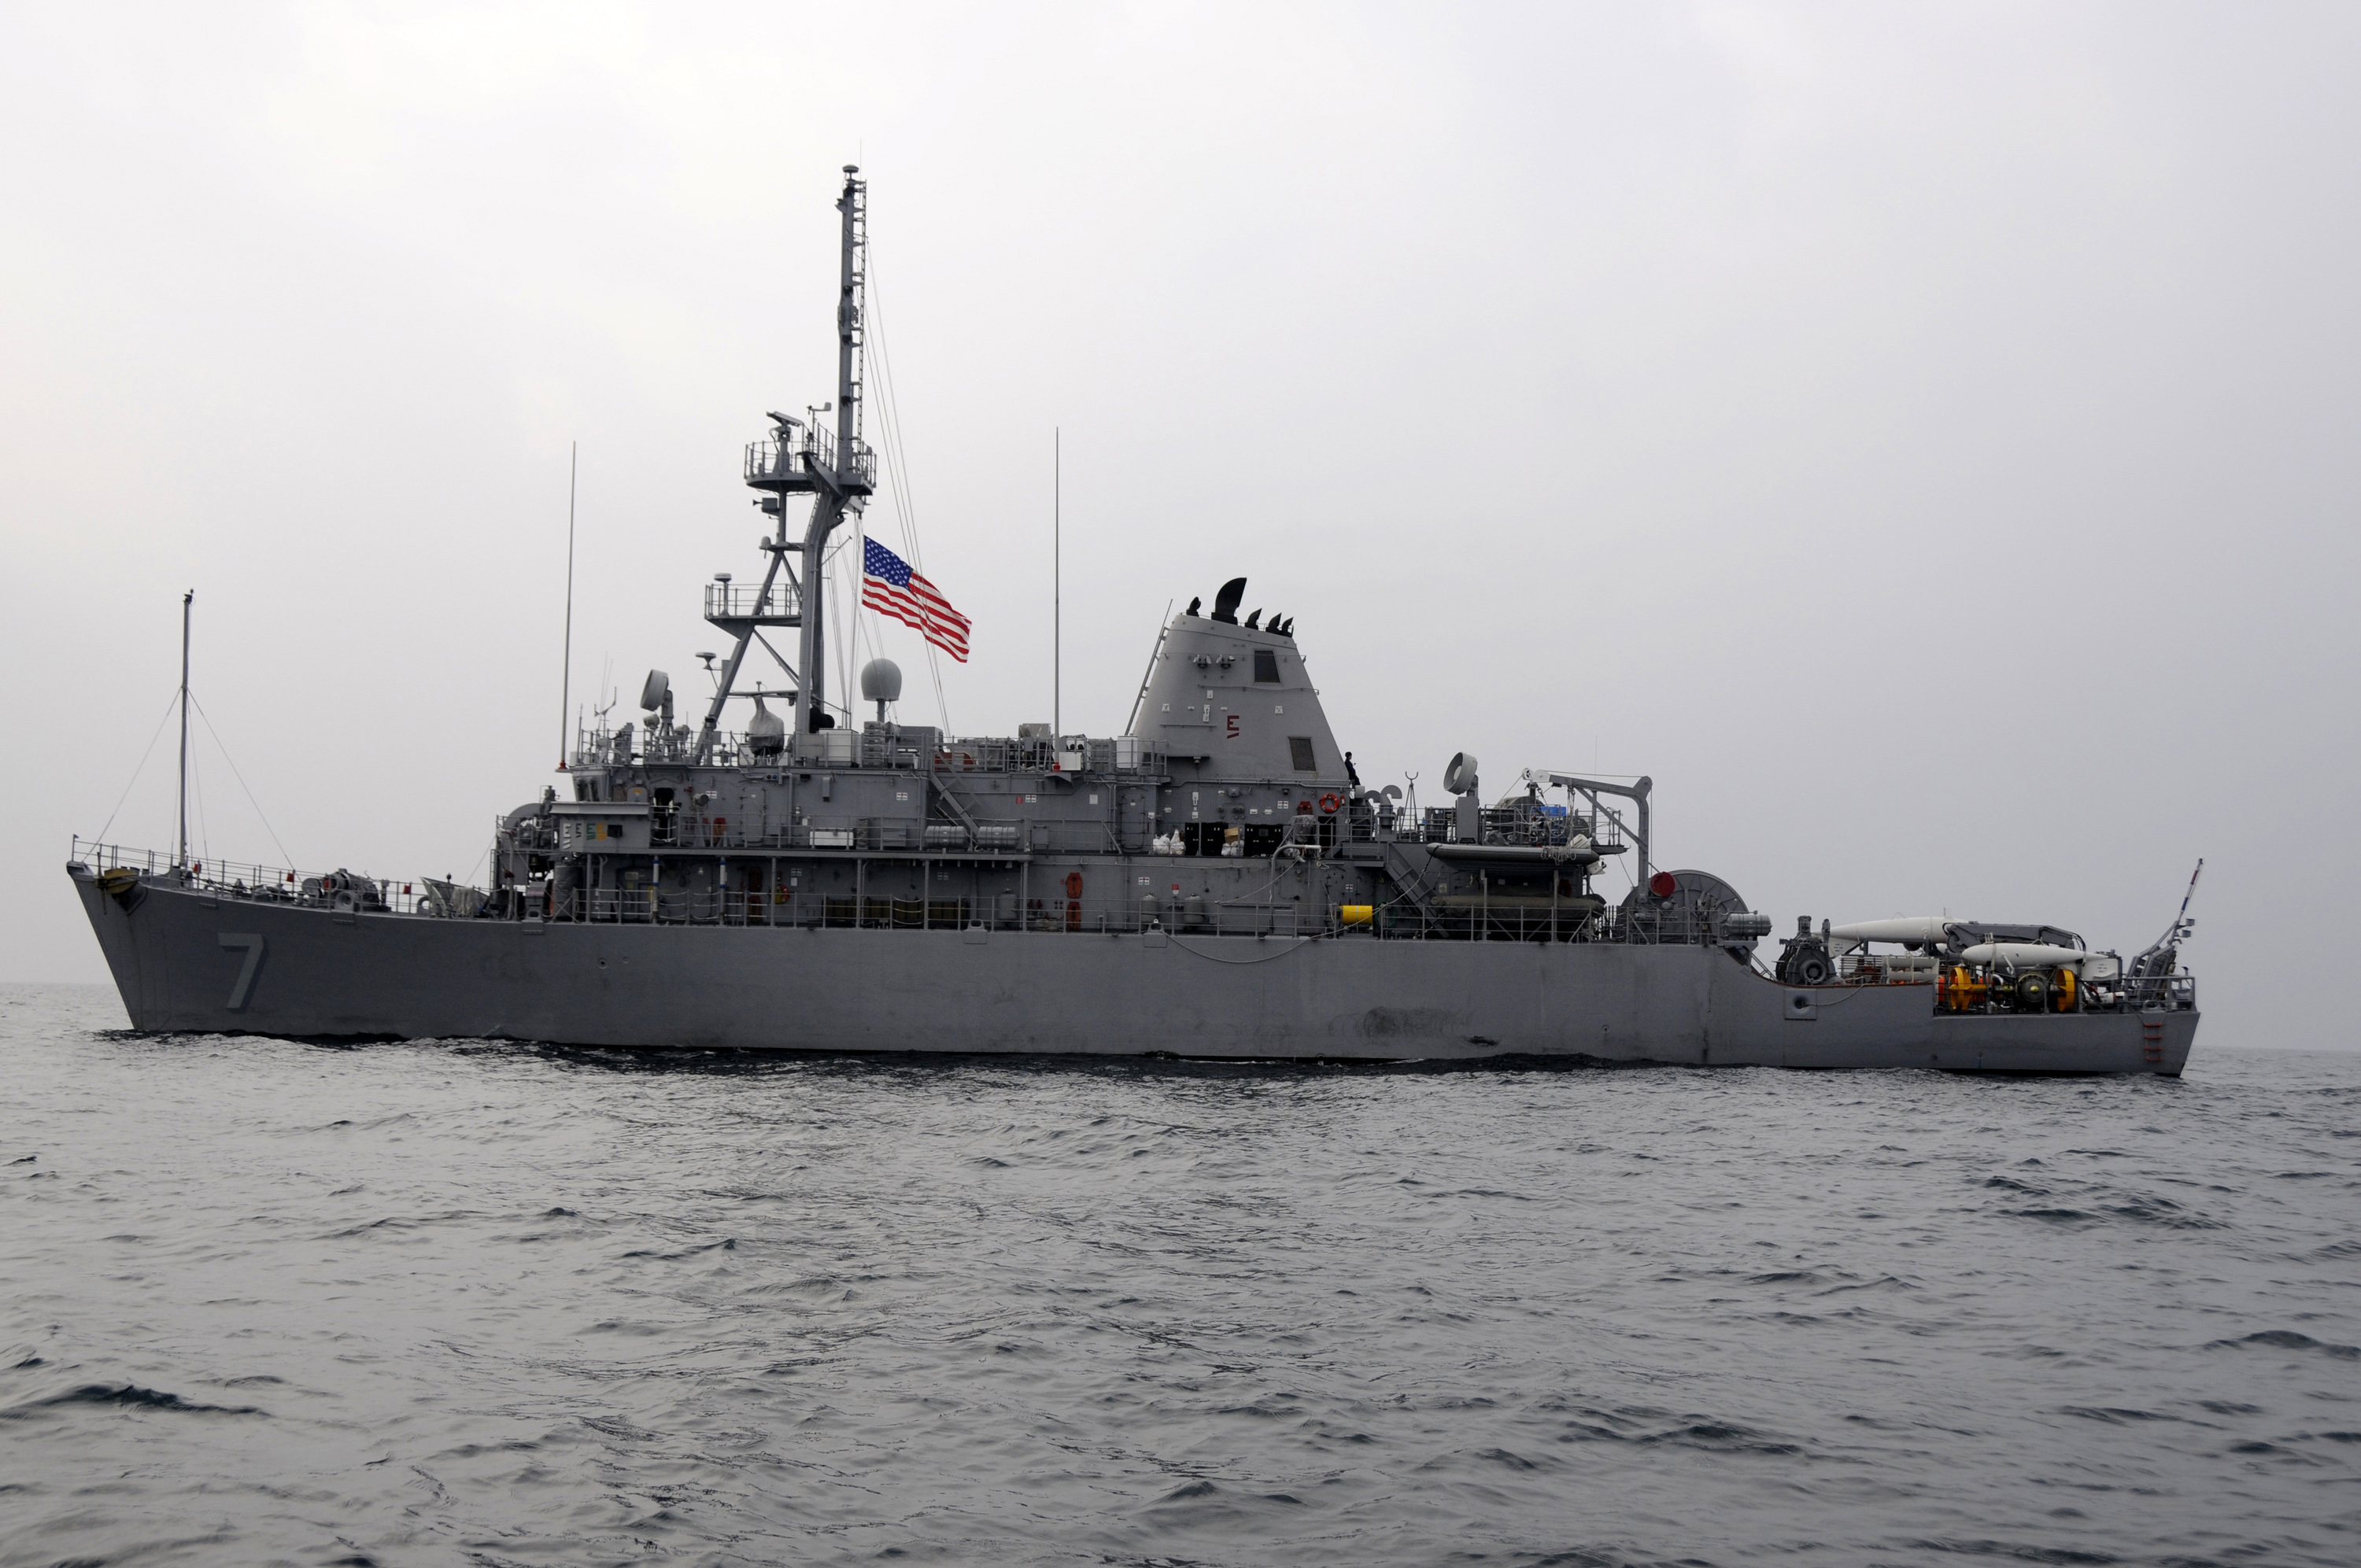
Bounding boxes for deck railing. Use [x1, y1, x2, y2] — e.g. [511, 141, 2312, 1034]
[508, 880, 1631, 942]
[703, 581, 804, 622]
[63, 838, 2200, 1003]
[70, 839, 434, 916]
[744, 426, 876, 491]
[573, 726, 761, 769]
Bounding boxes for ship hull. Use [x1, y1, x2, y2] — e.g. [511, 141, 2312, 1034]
[69, 871, 2197, 1073]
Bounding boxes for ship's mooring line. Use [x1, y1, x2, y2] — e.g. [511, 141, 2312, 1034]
[191, 692, 296, 870]
[94, 688, 183, 844]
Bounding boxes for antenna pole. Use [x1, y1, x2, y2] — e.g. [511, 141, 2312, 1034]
[558, 441, 577, 770]
[176, 589, 191, 870]
[1053, 427, 1060, 737]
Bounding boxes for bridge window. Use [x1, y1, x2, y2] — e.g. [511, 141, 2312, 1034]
[1289, 736, 1316, 772]
[1253, 649, 1280, 683]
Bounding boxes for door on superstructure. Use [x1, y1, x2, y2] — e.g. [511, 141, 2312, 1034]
[1118, 783, 1152, 851]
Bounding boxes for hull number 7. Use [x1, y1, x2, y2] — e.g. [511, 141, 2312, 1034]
[217, 933, 265, 1011]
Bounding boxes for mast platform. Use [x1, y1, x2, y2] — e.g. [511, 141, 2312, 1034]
[704, 579, 803, 629]
[744, 424, 875, 496]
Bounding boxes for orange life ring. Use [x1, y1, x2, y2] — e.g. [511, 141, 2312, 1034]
[1063, 871, 1084, 898]
[1319, 793, 1343, 814]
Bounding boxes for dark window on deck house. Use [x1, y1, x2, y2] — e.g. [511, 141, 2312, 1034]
[1289, 736, 1317, 772]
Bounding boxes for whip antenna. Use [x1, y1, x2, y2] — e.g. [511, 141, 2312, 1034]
[1053, 427, 1060, 738]
[558, 441, 577, 770]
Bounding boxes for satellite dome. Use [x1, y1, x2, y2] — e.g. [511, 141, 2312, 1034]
[860, 659, 903, 704]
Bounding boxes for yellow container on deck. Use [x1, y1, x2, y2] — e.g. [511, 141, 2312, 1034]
[1339, 905, 1374, 928]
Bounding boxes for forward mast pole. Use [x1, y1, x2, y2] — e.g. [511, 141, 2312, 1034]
[176, 590, 191, 871]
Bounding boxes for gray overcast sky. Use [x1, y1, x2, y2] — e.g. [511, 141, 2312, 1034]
[5, 3, 2355, 1047]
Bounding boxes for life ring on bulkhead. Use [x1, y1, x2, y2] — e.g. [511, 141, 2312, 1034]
[1063, 871, 1084, 898]
[1319, 793, 1343, 814]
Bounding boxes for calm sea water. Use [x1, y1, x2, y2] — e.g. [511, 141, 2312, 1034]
[2, 981, 2356, 1567]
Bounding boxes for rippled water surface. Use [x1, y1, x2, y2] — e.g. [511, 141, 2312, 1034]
[3, 982, 2358, 1566]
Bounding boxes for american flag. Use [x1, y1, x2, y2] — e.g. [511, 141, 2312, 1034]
[861, 536, 970, 662]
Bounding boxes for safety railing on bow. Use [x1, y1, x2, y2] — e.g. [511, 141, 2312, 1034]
[69, 840, 433, 916]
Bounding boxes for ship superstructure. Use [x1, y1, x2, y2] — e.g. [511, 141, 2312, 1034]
[65, 171, 2202, 1073]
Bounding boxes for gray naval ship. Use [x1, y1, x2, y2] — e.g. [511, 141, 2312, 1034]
[67, 169, 2201, 1074]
